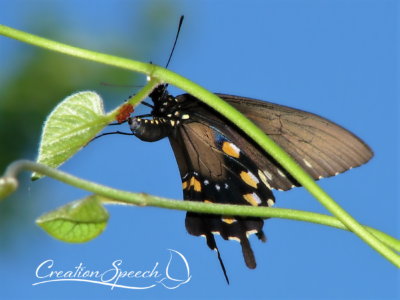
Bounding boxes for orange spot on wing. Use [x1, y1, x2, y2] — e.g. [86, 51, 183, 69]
[222, 216, 236, 224]
[182, 181, 188, 189]
[222, 142, 240, 158]
[189, 176, 202, 192]
[240, 171, 258, 188]
[243, 193, 259, 206]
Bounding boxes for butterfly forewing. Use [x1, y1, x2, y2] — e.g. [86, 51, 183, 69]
[217, 94, 374, 188]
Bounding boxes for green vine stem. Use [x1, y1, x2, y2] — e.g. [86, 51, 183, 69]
[1, 24, 399, 268]
[1, 160, 400, 253]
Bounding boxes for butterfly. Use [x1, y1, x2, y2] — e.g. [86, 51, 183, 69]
[123, 84, 374, 283]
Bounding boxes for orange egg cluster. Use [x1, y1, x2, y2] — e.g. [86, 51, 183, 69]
[116, 103, 134, 123]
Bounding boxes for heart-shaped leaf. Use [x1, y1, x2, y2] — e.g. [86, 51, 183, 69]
[32, 91, 107, 180]
[36, 195, 110, 243]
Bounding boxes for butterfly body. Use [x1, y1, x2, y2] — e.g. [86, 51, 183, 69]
[127, 84, 373, 282]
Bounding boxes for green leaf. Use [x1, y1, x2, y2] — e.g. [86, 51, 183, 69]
[32, 91, 106, 180]
[36, 195, 110, 243]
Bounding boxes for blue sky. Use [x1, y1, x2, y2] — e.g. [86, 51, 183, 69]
[0, 1, 398, 299]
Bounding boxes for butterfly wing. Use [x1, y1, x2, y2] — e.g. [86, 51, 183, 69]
[168, 98, 279, 281]
[167, 93, 373, 281]
[217, 94, 374, 190]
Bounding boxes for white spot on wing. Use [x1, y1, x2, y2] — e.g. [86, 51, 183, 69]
[267, 199, 275, 207]
[225, 183, 229, 189]
[248, 171, 259, 184]
[258, 170, 271, 189]
[204, 180, 209, 185]
[277, 169, 286, 177]
[303, 158, 312, 168]
[181, 114, 190, 119]
[251, 192, 262, 204]
[215, 184, 220, 191]
[228, 237, 240, 242]
[263, 170, 272, 181]
[246, 229, 258, 238]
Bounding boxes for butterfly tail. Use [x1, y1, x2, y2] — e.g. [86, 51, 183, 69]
[185, 212, 229, 284]
[239, 234, 256, 269]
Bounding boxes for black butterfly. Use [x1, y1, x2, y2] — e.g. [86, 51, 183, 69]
[125, 84, 373, 283]
[96, 16, 373, 283]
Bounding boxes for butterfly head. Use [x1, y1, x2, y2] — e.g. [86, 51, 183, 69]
[127, 84, 189, 142]
[148, 84, 185, 118]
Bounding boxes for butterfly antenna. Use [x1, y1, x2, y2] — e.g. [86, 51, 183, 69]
[165, 15, 184, 69]
[88, 131, 134, 144]
[141, 101, 154, 108]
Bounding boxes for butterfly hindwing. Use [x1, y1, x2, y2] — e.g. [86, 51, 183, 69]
[177, 94, 302, 191]
[168, 103, 276, 274]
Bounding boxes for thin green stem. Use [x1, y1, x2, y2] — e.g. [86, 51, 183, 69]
[0, 24, 399, 267]
[2, 160, 400, 254]
[0, 24, 154, 76]
[107, 77, 161, 121]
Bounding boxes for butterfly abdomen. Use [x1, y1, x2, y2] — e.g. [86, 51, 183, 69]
[128, 117, 175, 142]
